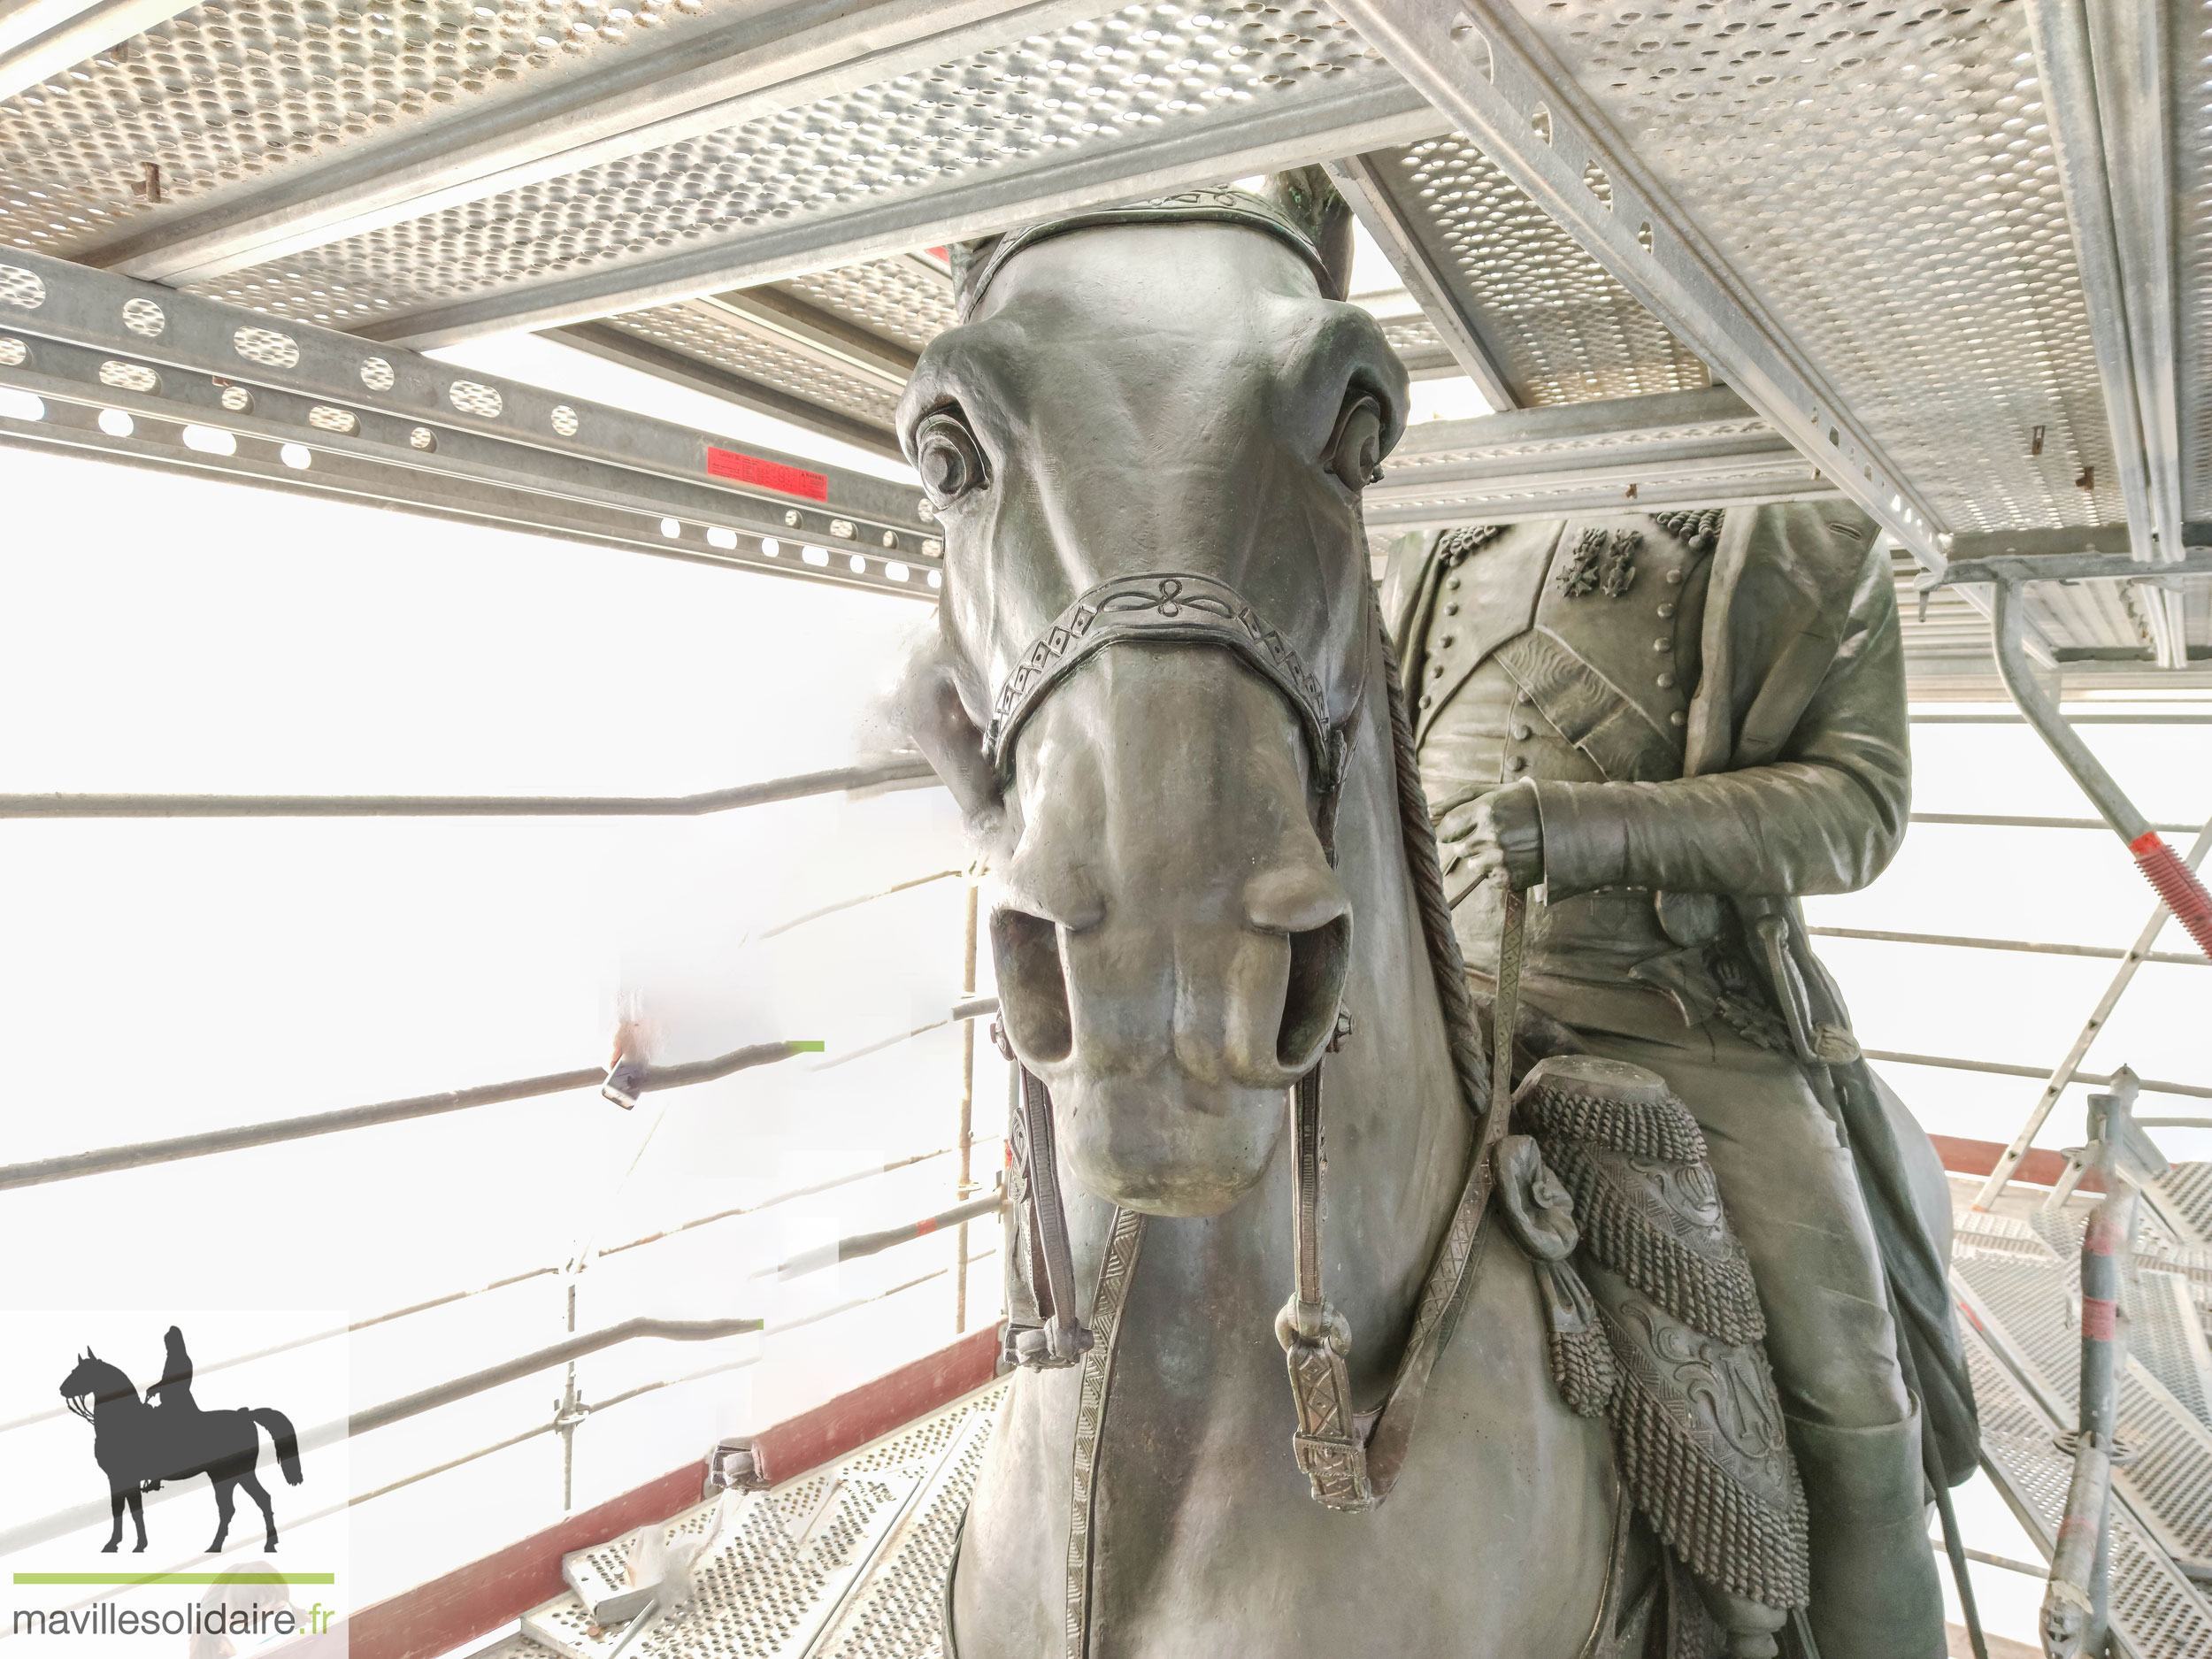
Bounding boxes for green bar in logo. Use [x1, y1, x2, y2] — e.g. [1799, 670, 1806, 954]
[12, 1572, 337, 1585]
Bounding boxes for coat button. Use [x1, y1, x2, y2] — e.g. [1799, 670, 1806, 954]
[1447, 575, 1463, 590]
[1656, 671, 1676, 689]
[1669, 710, 1686, 728]
[1440, 635, 1455, 648]
[1431, 664, 1446, 678]
[1511, 722, 1532, 741]
[1665, 568, 1684, 585]
[1506, 755, 1527, 772]
[1656, 602, 1676, 618]
[1515, 688, 1532, 705]
[1419, 694, 1433, 709]
[1653, 638, 1672, 652]
[1444, 602, 1460, 615]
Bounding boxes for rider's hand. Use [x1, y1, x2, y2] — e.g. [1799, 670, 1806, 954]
[1435, 780, 1545, 892]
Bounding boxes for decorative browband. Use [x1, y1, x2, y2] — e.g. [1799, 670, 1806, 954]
[983, 572, 1340, 790]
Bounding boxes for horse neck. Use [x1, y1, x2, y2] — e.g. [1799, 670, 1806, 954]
[1108, 648, 1473, 1399]
[1302, 648, 1476, 1357]
[90, 1375, 146, 1425]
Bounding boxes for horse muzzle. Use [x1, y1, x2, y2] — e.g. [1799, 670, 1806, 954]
[990, 672, 1353, 1215]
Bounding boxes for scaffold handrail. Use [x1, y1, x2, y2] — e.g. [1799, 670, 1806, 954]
[14, 1175, 1017, 1547]
[2, 1317, 752, 1556]
[1970, 816, 2212, 1209]
[1805, 926, 2209, 968]
[0, 756, 936, 818]
[4, 977, 1003, 1192]
[1863, 1050, 2211, 1102]
[1909, 813, 2200, 833]
[0, 1135, 1009, 1442]
[0, 1039, 818, 1192]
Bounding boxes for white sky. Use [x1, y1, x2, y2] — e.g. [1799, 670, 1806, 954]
[0, 355, 2203, 1644]
[0, 438, 1005, 1611]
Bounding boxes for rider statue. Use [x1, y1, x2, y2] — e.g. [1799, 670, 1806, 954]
[1381, 503, 1978, 1659]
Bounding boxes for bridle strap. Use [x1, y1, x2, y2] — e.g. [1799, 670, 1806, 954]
[999, 1053, 1094, 1370]
[1277, 1058, 1375, 1508]
[1281, 879, 1523, 1508]
[1064, 1204, 1146, 1659]
[985, 572, 1347, 800]
[995, 594, 1504, 1538]
[1271, 625, 1523, 1512]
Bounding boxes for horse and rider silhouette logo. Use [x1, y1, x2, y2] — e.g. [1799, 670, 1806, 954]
[58, 1325, 303, 1555]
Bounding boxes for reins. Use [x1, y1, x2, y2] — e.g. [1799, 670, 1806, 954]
[1271, 613, 1513, 1511]
[995, 590, 1514, 1553]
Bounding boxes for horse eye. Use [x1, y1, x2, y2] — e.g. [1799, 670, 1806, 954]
[1325, 394, 1385, 493]
[915, 412, 988, 506]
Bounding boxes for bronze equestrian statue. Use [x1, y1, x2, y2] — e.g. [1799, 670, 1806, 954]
[886, 172, 1973, 1659]
[1386, 501, 1977, 1659]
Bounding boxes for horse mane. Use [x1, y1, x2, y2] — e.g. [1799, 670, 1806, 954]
[946, 170, 1357, 318]
[1259, 165, 1354, 300]
[68, 1355, 140, 1406]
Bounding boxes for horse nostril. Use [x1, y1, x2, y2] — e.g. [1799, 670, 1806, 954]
[991, 908, 1073, 1064]
[1278, 915, 1351, 1069]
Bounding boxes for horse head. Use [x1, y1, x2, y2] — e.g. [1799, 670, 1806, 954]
[58, 1350, 136, 1422]
[892, 173, 1408, 1218]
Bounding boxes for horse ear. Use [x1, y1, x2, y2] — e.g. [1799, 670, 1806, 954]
[868, 615, 1004, 840]
[948, 234, 1005, 318]
[1261, 166, 1355, 301]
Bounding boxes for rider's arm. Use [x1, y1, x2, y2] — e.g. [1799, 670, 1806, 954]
[1527, 541, 1910, 900]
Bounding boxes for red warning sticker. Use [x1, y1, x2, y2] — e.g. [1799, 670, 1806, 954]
[707, 445, 828, 501]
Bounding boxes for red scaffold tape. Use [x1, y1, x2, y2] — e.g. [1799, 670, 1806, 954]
[2082, 1296, 2117, 1341]
[706, 446, 829, 502]
[2127, 831, 2212, 959]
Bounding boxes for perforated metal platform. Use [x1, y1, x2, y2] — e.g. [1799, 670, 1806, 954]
[4, 0, 2209, 675]
[442, 1193, 2212, 1659]
[502, 1378, 1005, 1659]
[1952, 1179, 2212, 1657]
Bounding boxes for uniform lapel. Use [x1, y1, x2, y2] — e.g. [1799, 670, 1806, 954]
[1411, 520, 1564, 747]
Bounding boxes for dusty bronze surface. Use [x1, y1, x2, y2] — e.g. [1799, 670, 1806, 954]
[885, 176, 1966, 1659]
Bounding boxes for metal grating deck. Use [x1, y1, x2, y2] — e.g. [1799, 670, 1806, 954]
[2180, 0, 2212, 525]
[1496, 0, 2124, 538]
[508, 1378, 1005, 1659]
[1953, 1185, 2212, 1655]
[1962, 1315, 2212, 1659]
[170, 1, 1431, 335]
[444, 1204, 2212, 1659]
[0, 0, 741, 264]
[774, 257, 954, 358]
[4, 0, 2210, 673]
[1349, 132, 1709, 407]
[595, 304, 903, 432]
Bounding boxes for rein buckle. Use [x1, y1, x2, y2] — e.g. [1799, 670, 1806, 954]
[1275, 1290, 1372, 1510]
[1009, 1312, 1094, 1371]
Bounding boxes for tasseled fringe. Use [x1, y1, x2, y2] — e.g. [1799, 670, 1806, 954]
[1548, 1320, 1617, 1420]
[1607, 1337, 1810, 1610]
[1648, 508, 1724, 551]
[1436, 524, 1506, 566]
[1552, 1146, 1768, 1348]
[1517, 1081, 1711, 1164]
